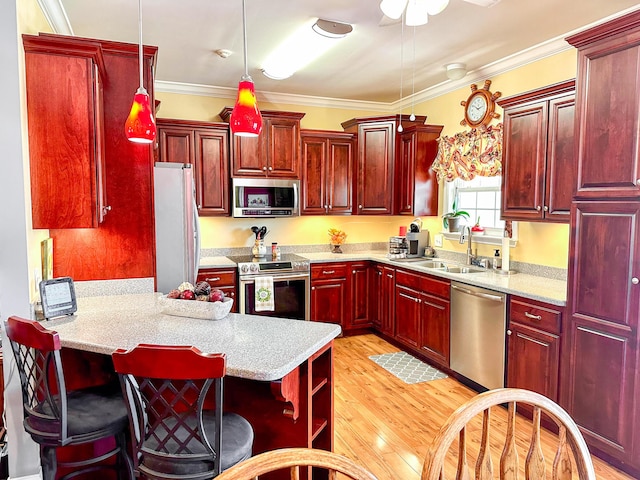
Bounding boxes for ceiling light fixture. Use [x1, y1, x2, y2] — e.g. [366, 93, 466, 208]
[446, 62, 467, 80]
[230, 0, 262, 137]
[312, 19, 353, 39]
[125, 0, 156, 144]
[261, 18, 352, 81]
[380, 0, 449, 27]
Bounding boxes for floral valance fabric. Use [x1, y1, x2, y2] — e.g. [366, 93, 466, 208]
[431, 123, 503, 183]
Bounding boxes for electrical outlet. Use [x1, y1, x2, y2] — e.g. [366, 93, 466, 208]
[434, 234, 444, 247]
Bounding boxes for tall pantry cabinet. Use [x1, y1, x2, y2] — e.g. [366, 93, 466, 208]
[563, 11, 640, 475]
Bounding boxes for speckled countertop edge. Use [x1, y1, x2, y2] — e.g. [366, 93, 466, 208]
[48, 293, 341, 381]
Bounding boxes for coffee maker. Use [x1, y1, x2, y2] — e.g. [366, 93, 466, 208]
[405, 230, 429, 258]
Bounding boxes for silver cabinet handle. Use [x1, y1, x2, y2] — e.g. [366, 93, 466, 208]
[632, 277, 639, 285]
[322, 270, 335, 275]
[636, 179, 640, 186]
[507, 329, 512, 335]
[262, 166, 267, 171]
[268, 166, 273, 171]
[311, 286, 315, 290]
[352, 270, 356, 274]
[451, 283, 503, 302]
[386, 274, 393, 278]
[358, 204, 363, 209]
[536, 205, 542, 211]
[525, 312, 542, 321]
[329, 205, 332, 209]
[543, 206, 549, 212]
[229, 292, 235, 297]
[205, 277, 221, 282]
[324, 205, 328, 209]
[378, 271, 382, 276]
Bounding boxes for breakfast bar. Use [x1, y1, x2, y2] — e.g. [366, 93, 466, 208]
[44, 293, 341, 469]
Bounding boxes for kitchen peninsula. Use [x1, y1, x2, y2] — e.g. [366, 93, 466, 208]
[45, 293, 341, 463]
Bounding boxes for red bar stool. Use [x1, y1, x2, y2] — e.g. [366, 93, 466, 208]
[5, 316, 133, 480]
[112, 344, 254, 479]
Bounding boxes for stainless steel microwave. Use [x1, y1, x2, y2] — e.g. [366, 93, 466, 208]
[232, 178, 300, 218]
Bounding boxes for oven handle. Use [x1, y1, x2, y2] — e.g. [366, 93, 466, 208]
[239, 273, 311, 283]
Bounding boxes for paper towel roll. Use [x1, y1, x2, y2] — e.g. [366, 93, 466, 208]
[502, 235, 510, 272]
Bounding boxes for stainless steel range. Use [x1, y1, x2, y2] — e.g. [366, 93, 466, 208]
[228, 253, 310, 320]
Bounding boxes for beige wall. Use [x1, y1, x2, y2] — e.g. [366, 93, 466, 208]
[157, 50, 577, 268]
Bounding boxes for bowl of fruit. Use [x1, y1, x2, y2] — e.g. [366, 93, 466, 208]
[157, 281, 233, 320]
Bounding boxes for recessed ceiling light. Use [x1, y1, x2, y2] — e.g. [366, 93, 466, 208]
[214, 49, 232, 58]
[446, 63, 467, 80]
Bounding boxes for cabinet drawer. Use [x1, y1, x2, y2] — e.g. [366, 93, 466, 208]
[509, 297, 562, 334]
[311, 263, 348, 280]
[421, 275, 450, 300]
[197, 269, 236, 287]
[395, 269, 422, 290]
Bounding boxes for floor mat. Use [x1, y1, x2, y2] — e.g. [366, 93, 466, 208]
[368, 351, 448, 384]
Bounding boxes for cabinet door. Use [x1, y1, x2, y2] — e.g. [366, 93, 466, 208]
[574, 38, 640, 198]
[195, 129, 229, 216]
[420, 293, 450, 368]
[267, 117, 300, 178]
[158, 126, 195, 165]
[395, 285, 421, 349]
[230, 133, 267, 177]
[326, 137, 353, 215]
[371, 265, 383, 329]
[544, 95, 574, 221]
[380, 266, 396, 336]
[25, 47, 105, 229]
[301, 135, 327, 214]
[356, 122, 394, 215]
[396, 133, 415, 215]
[349, 262, 371, 329]
[507, 322, 559, 400]
[564, 201, 640, 462]
[501, 101, 547, 220]
[311, 279, 346, 327]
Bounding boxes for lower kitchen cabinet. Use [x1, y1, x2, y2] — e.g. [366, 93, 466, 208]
[394, 269, 450, 369]
[348, 262, 373, 331]
[506, 296, 562, 402]
[196, 267, 237, 313]
[311, 263, 348, 327]
[373, 265, 396, 337]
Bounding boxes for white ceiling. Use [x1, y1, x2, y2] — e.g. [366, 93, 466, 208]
[44, 0, 640, 105]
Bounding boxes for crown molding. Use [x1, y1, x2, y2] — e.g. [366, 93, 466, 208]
[37, 0, 73, 35]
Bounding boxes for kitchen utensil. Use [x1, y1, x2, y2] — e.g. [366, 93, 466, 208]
[260, 226, 268, 239]
[251, 226, 259, 239]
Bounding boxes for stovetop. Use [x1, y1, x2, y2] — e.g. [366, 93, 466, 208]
[227, 253, 310, 276]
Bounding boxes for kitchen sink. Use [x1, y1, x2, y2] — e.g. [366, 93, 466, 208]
[414, 260, 449, 269]
[443, 266, 485, 274]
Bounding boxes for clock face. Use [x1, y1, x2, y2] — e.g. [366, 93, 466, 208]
[467, 94, 488, 123]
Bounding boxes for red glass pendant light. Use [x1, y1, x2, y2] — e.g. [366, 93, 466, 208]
[230, 0, 262, 137]
[125, 0, 156, 144]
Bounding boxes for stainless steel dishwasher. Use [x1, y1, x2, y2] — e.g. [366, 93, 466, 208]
[450, 281, 507, 390]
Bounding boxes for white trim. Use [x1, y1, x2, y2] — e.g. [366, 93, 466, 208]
[441, 231, 517, 248]
[9, 473, 43, 480]
[36, 0, 73, 36]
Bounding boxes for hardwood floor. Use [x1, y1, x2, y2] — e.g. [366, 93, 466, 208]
[332, 334, 635, 480]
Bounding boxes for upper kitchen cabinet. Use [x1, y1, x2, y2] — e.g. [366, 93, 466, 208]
[300, 130, 355, 215]
[498, 80, 575, 222]
[220, 108, 305, 178]
[157, 119, 230, 216]
[23, 34, 108, 229]
[395, 124, 443, 216]
[342, 115, 426, 215]
[567, 16, 640, 199]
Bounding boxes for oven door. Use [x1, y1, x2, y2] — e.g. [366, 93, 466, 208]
[239, 272, 310, 320]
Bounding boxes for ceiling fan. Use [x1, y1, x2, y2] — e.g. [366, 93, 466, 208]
[379, 0, 501, 27]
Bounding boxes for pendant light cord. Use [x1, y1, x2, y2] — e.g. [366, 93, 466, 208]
[410, 26, 416, 119]
[242, 0, 249, 79]
[398, 13, 404, 132]
[137, 0, 144, 90]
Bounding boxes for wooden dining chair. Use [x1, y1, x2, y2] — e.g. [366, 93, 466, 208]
[214, 447, 379, 480]
[112, 344, 254, 479]
[421, 388, 596, 480]
[5, 316, 133, 480]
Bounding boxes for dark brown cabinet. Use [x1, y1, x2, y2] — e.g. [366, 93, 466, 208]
[24, 34, 108, 229]
[498, 80, 575, 222]
[371, 264, 396, 336]
[395, 283, 422, 349]
[157, 119, 230, 216]
[196, 268, 237, 312]
[310, 263, 348, 327]
[563, 12, 640, 475]
[506, 296, 562, 402]
[348, 262, 372, 331]
[220, 109, 305, 179]
[395, 125, 443, 216]
[300, 130, 355, 215]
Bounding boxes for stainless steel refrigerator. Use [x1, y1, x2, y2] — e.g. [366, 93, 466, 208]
[154, 163, 200, 294]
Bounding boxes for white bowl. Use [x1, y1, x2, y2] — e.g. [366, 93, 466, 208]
[157, 295, 233, 320]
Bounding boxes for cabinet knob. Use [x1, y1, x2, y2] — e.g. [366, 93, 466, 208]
[324, 205, 328, 209]
[536, 205, 542, 211]
[507, 329, 512, 336]
[329, 205, 332, 209]
[407, 204, 411, 209]
[352, 270, 356, 274]
[543, 206, 549, 212]
[632, 277, 639, 285]
[358, 204, 363, 209]
[378, 271, 382, 276]
[262, 166, 267, 171]
[636, 179, 640, 186]
[229, 292, 234, 297]
[268, 166, 273, 171]
[102, 205, 112, 215]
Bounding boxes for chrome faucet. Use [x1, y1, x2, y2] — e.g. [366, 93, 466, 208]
[459, 226, 476, 265]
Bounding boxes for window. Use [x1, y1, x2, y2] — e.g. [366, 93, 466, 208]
[442, 176, 517, 244]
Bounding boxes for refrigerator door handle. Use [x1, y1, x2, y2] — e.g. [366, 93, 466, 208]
[193, 195, 201, 282]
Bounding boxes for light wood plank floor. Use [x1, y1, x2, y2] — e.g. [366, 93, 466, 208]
[332, 334, 635, 480]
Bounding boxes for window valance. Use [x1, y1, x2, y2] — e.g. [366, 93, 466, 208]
[431, 123, 503, 183]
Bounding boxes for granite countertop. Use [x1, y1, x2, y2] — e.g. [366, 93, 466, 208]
[199, 256, 237, 268]
[47, 293, 341, 381]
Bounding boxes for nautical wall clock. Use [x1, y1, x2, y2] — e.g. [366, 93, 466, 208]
[460, 79, 501, 127]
